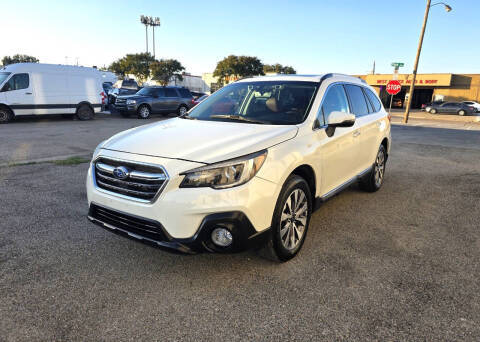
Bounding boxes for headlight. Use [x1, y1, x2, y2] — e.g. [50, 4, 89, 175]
[126, 99, 136, 105]
[180, 150, 267, 189]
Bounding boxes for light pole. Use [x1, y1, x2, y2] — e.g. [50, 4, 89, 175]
[140, 15, 149, 54]
[150, 17, 161, 59]
[403, 1, 452, 123]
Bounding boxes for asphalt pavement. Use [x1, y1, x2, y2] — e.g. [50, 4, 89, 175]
[1, 114, 479, 341]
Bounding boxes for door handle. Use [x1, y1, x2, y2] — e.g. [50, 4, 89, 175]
[353, 130, 361, 137]
[25, 92, 32, 95]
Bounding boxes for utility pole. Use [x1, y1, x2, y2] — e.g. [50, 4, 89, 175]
[403, 1, 452, 123]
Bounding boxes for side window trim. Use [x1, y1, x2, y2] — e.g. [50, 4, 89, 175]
[315, 82, 351, 129]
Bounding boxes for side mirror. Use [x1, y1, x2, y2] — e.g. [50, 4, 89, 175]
[327, 111, 355, 128]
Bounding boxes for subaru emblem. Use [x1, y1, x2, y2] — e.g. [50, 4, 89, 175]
[112, 166, 129, 180]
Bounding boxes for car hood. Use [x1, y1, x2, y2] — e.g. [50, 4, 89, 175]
[101, 118, 298, 164]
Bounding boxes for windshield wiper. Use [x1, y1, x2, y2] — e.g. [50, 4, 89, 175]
[209, 114, 268, 124]
[179, 113, 196, 120]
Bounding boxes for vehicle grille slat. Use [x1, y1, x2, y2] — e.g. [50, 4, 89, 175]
[94, 158, 168, 202]
[90, 204, 168, 241]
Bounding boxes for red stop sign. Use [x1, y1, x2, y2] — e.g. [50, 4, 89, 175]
[386, 80, 401, 95]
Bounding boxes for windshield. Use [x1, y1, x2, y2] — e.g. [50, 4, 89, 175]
[187, 81, 318, 125]
[136, 87, 156, 96]
[0, 72, 11, 85]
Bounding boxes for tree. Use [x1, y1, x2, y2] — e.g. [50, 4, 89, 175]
[213, 55, 264, 84]
[151, 59, 185, 86]
[263, 63, 296, 74]
[108, 53, 155, 84]
[2, 54, 39, 66]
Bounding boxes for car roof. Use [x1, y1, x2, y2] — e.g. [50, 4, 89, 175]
[236, 73, 366, 85]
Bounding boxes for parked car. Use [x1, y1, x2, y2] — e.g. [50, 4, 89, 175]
[462, 101, 480, 112]
[392, 98, 403, 108]
[192, 94, 208, 107]
[108, 79, 139, 106]
[87, 74, 391, 261]
[114, 86, 194, 118]
[0, 63, 103, 123]
[428, 102, 475, 116]
[423, 100, 444, 112]
[191, 91, 207, 100]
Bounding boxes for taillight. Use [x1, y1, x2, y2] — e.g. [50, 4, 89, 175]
[191, 98, 195, 104]
[100, 91, 106, 104]
[387, 113, 391, 122]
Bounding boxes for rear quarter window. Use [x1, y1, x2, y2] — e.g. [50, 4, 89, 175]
[344, 84, 369, 117]
[364, 88, 382, 112]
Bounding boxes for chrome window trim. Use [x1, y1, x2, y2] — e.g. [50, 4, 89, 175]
[92, 155, 170, 204]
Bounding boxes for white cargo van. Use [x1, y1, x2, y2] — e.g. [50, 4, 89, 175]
[0, 63, 105, 123]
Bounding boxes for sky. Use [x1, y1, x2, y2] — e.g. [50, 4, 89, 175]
[2, 0, 479, 76]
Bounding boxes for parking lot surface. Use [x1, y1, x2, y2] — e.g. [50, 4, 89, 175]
[1, 115, 480, 341]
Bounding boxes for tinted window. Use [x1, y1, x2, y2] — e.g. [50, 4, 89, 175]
[165, 88, 178, 97]
[344, 84, 369, 116]
[2, 73, 29, 91]
[154, 88, 165, 97]
[442, 102, 454, 106]
[320, 84, 349, 125]
[178, 88, 192, 98]
[364, 88, 382, 112]
[363, 89, 374, 113]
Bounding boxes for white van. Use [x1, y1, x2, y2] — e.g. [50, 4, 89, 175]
[0, 63, 105, 123]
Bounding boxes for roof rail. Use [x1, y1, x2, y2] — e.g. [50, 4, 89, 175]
[320, 73, 367, 83]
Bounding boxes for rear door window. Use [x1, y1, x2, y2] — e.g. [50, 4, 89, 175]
[178, 88, 192, 98]
[2, 73, 29, 91]
[165, 88, 178, 97]
[154, 88, 165, 97]
[344, 84, 369, 117]
[364, 88, 382, 112]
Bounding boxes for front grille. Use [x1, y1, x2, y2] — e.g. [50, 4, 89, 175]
[115, 98, 126, 105]
[89, 204, 168, 242]
[93, 157, 168, 202]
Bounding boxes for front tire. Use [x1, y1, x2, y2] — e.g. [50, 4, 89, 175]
[262, 175, 312, 262]
[0, 107, 13, 124]
[76, 104, 94, 120]
[359, 144, 387, 192]
[137, 105, 151, 119]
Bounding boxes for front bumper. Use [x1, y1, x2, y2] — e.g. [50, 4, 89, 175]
[88, 204, 270, 253]
[86, 150, 278, 253]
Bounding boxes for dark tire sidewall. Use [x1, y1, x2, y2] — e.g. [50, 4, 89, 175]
[137, 105, 151, 119]
[76, 104, 94, 120]
[0, 108, 13, 123]
[270, 175, 312, 261]
[178, 105, 187, 116]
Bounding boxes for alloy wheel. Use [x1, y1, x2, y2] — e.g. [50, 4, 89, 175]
[280, 188, 308, 250]
[139, 106, 150, 118]
[374, 149, 386, 187]
[179, 106, 187, 116]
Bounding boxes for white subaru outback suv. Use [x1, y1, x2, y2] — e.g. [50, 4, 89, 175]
[86, 74, 391, 261]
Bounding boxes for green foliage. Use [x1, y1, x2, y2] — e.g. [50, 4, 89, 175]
[151, 59, 185, 86]
[213, 55, 264, 84]
[2, 54, 39, 66]
[263, 63, 296, 74]
[108, 53, 155, 84]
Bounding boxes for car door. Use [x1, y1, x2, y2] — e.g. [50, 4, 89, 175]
[361, 87, 386, 168]
[343, 84, 376, 174]
[440, 102, 453, 114]
[314, 83, 361, 195]
[164, 88, 180, 112]
[1, 73, 35, 115]
[151, 88, 167, 113]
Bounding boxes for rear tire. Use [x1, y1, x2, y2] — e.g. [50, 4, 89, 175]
[458, 110, 466, 116]
[0, 107, 13, 124]
[260, 175, 312, 262]
[430, 108, 437, 114]
[76, 104, 94, 120]
[137, 105, 151, 119]
[177, 105, 188, 116]
[359, 144, 387, 192]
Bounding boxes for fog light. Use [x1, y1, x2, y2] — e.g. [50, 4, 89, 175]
[211, 227, 233, 247]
